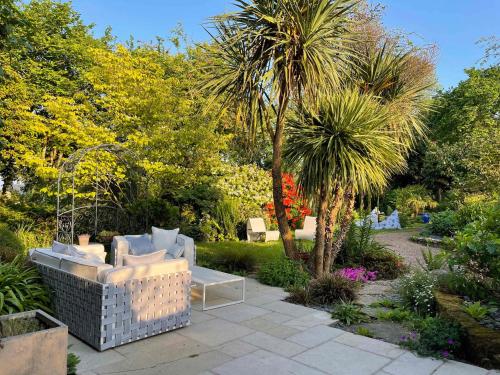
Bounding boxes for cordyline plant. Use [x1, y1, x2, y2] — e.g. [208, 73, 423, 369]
[285, 34, 435, 276]
[203, 0, 356, 258]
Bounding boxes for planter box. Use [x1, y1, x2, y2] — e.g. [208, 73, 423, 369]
[0, 310, 68, 375]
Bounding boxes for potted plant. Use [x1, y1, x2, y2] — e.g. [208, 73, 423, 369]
[0, 309, 68, 375]
[77, 233, 90, 246]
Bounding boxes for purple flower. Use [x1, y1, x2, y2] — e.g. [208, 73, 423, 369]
[441, 350, 450, 358]
[400, 335, 408, 342]
[447, 338, 454, 345]
[335, 267, 377, 283]
[410, 332, 417, 339]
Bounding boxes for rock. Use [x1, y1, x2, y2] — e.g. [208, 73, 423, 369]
[434, 291, 500, 369]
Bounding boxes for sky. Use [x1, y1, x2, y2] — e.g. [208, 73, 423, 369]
[71, 0, 500, 90]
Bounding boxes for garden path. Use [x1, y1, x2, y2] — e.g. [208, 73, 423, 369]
[373, 228, 434, 267]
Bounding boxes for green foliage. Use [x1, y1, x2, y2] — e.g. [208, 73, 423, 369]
[463, 301, 492, 320]
[340, 220, 406, 279]
[383, 185, 437, 217]
[213, 198, 241, 241]
[369, 299, 399, 309]
[429, 210, 458, 236]
[417, 249, 447, 271]
[376, 308, 414, 322]
[67, 352, 80, 375]
[0, 257, 51, 315]
[436, 270, 491, 301]
[0, 222, 24, 262]
[197, 247, 256, 276]
[356, 326, 374, 338]
[446, 201, 500, 282]
[14, 223, 52, 252]
[257, 257, 310, 288]
[397, 271, 437, 315]
[286, 284, 313, 306]
[332, 300, 369, 326]
[308, 274, 360, 305]
[401, 317, 464, 359]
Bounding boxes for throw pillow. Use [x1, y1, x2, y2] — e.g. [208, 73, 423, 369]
[52, 240, 69, 254]
[124, 234, 154, 255]
[167, 243, 184, 259]
[122, 250, 167, 266]
[152, 227, 179, 251]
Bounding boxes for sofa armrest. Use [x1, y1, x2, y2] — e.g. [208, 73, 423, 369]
[176, 234, 196, 268]
[111, 236, 129, 267]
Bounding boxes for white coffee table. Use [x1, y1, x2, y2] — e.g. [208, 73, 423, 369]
[191, 266, 245, 311]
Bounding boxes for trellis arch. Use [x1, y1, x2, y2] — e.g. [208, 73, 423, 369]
[56, 144, 142, 244]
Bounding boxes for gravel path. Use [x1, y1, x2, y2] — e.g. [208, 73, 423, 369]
[373, 228, 433, 267]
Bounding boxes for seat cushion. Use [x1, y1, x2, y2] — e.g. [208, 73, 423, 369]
[60, 257, 113, 281]
[152, 227, 179, 251]
[99, 258, 188, 284]
[124, 234, 155, 255]
[122, 250, 166, 266]
[52, 240, 105, 262]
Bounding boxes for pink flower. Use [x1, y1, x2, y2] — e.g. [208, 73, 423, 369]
[335, 267, 377, 283]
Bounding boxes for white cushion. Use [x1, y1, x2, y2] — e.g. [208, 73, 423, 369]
[99, 259, 188, 284]
[167, 243, 184, 259]
[124, 234, 155, 255]
[152, 227, 179, 251]
[122, 250, 166, 266]
[248, 218, 266, 232]
[60, 257, 113, 281]
[31, 248, 68, 268]
[52, 241, 105, 263]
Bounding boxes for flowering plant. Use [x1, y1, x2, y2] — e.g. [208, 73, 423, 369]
[265, 173, 312, 229]
[336, 267, 377, 283]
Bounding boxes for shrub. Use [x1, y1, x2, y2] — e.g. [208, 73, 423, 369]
[356, 326, 374, 337]
[332, 300, 369, 325]
[417, 249, 447, 271]
[257, 257, 310, 288]
[213, 198, 241, 240]
[335, 267, 377, 283]
[14, 223, 52, 252]
[359, 247, 406, 280]
[339, 221, 406, 279]
[383, 185, 437, 217]
[0, 257, 51, 315]
[436, 270, 491, 301]
[446, 201, 500, 282]
[400, 317, 464, 359]
[429, 210, 458, 236]
[197, 247, 257, 275]
[462, 301, 492, 320]
[397, 271, 437, 315]
[67, 352, 80, 375]
[0, 223, 24, 262]
[286, 284, 313, 306]
[376, 308, 414, 322]
[308, 274, 360, 305]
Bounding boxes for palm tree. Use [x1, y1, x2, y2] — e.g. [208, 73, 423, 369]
[285, 89, 406, 275]
[285, 40, 435, 276]
[203, 0, 356, 258]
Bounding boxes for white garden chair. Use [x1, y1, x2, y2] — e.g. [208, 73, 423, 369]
[295, 216, 317, 240]
[246, 218, 280, 242]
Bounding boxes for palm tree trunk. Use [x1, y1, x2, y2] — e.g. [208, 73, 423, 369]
[313, 183, 329, 277]
[329, 186, 355, 266]
[323, 185, 343, 274]
[272, 94, 296, 258]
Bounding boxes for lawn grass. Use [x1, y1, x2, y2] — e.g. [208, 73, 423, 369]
[196, 240, 285, 268]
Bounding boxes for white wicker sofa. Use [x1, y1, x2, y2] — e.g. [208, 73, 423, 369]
[111, 229, 196, 269]
[30, 246, 191, 351]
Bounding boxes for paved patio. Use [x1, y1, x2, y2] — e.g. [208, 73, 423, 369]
[73, 277, 496, 375]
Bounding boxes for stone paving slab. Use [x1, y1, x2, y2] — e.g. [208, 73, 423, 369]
[67, 276, 493, 375]
[293, 340, 392, 375]
[212, 349, 327, 375]
[382, 352, 442, 375]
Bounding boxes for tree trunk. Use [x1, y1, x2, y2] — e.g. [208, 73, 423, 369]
[323, 185, 344, 274]
[329, 186, 355, 266]
[313, 183, 329, 277]
[271, 94, 296, 258]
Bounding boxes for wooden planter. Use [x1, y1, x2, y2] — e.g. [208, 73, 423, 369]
[0, 310, 68, 375]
